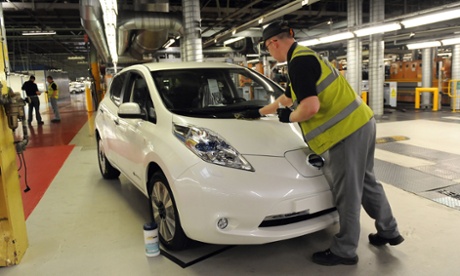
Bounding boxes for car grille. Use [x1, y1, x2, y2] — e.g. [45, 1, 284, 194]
[259, 207, 337, 227]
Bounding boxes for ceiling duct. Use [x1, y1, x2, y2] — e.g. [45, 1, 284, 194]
[117, 11, 183, 60]
[80, 0, 110, 63]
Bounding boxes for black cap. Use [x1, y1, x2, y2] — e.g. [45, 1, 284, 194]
[261, 21, 293, 46]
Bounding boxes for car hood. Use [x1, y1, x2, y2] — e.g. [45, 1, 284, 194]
[172, 115, 308, 156]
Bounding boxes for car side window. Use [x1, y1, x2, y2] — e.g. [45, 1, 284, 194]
[109, 73, 126, 106]
[125, 73, 155, 122]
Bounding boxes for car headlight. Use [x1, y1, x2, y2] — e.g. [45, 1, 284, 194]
[173, 123, 254, 172]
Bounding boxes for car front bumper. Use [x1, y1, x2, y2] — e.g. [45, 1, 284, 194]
[171, 154, 338, 245]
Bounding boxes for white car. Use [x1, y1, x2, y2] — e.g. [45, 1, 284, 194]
[69, 81, 85, 94]
[95, 62, 338, 250]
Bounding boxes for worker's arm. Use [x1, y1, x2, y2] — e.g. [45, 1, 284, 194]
[259, 94, 293, 115]
[289, 95, 320, 122]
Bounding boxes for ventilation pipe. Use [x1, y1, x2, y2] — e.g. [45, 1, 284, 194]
[117, 11, 183, 60]
[80, 0, 110, 63]
[182, 0, 203, 62]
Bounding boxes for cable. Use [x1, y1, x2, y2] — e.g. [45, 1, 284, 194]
[17, 151, 31, 193]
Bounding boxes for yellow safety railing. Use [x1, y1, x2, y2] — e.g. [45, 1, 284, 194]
[447, 80, 460, 112]
[415, 87, 439, 111]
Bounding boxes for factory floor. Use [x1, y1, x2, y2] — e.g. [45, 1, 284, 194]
[2, 95, 460, 276]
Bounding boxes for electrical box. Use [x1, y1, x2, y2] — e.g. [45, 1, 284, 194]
[384, 82, 398, 107]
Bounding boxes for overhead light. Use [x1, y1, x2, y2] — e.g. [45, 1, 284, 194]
[22, 30, 56, 36]
[298, 38, 321, 47]
[401, 8, 460, 28]
[354, 23, 401, 37]
[319, 32, 354, 43]
[223, 36, 245, 46]
[162, 39, 175, 49]
[406, 41, 441, 50]
[441, 37, 460, 46]
[68, 56, 86, 60]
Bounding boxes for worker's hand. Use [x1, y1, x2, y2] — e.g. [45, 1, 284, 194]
[277, 107, 292, 123]
[234, 109, 261, 120]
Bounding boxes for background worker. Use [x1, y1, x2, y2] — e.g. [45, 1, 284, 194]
[240, 21, 404, 266]
[46, 75, 61, 122]
[22, 75, 44, 125]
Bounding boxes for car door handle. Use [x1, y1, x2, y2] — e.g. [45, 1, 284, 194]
[114, 119, 119, 125]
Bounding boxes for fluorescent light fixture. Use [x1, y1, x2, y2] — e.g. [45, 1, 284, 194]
[406, 41, 441, 50]
[298, 38, 321, 47]
[22, 30, 56, 36]
[319, 32, 354, 43]
[162, 38, 175, 49]
[223, 36, 245, 46]
[68, 56, 86, 60]
[354, 23, 401, 37]
[441, 37, 460, 46]
[401, 8, 460, 28]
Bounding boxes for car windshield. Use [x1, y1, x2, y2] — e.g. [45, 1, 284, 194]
[151, 67, 284, 118]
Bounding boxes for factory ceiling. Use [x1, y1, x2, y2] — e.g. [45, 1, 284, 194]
[2, 0, 460, 79]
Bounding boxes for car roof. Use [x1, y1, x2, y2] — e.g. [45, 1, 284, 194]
[122, 61, 245, 73]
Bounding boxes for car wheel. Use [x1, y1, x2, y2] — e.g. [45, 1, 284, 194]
[149, 172, 189, 250]
[97, 136, 120, 179]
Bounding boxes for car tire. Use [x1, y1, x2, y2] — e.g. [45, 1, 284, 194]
[97, 136, 120, 179]
[148, 172, 189, 250]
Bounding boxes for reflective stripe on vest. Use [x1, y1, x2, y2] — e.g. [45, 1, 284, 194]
[304, 97, 361, 141]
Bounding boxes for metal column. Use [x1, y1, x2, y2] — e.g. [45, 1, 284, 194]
[181, 0, 203, 62]
[346, 0, 363, 96]
[421, 48, 434, 108]
[0, 4, 28, 267]
[451, 45, 460, 110]
[368, 0, 385, 116]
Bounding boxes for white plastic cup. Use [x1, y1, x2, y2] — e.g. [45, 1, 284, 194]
[143, 222, 160, 257]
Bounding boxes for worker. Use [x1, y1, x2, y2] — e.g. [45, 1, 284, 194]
[22, 75, 44, 125]
[46, 75, 61, 122]
[238, 21, 404, 266]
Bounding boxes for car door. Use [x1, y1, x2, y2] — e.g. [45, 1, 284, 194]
[115, 71, 156, 189]
[98, 72, 128, 168]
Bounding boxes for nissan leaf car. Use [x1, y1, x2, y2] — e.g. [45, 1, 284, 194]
[95, 62, 338, 250]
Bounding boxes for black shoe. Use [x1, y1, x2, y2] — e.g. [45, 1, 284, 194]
[51, 119, 61, 123]
[312, 249, 358, 266]
[368, 233, 404, 246]
[38, 121, 44, 125]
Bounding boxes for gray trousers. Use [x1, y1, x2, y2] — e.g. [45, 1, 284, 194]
[321, 117, 400, 258]
[50, 97, 61, 120]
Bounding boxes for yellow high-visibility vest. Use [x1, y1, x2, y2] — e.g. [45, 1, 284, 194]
[289, 45, 373, 154]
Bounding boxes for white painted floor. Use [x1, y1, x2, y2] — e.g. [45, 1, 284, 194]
[3, 112, 460, 275]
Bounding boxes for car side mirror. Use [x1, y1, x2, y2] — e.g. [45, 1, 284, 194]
[148, 106, 157, 123]
[118, 102, 144, 119]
